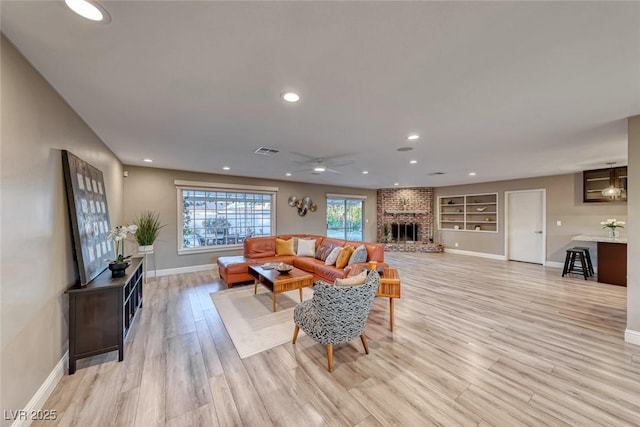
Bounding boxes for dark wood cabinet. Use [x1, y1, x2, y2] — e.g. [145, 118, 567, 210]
[66, 257, 143, 374]
[583, 166, 627, 202]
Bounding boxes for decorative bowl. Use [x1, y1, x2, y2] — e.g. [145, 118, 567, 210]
[276, 263, 293, 273]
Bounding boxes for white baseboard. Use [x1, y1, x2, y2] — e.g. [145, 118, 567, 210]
[443, 248, 507, 261]
[10, 351, 68, 427]
[148, 263, 218, 278]
[544, 261, 565, 269]
[625, 329, 640, 346]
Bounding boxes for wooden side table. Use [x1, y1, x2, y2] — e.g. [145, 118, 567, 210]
[351, 266, 401, 331]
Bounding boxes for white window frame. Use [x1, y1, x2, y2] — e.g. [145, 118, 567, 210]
[326, 193, 367, 241]
[175, 180, 278, 255]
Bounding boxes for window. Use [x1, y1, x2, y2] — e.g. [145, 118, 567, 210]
[326, 195, 365, 241]
[177, 181, 277, 254]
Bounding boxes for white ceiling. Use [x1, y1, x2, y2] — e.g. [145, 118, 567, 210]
[2, 1, 639, 189]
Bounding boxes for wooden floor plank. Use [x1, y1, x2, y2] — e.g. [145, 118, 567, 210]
[36, 252, 640, 426]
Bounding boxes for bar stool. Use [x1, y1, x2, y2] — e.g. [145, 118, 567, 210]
[562, 248, 588, 280]
[572, 246, 594, 277]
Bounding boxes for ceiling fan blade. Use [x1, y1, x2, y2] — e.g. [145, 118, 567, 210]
[326, 168, 343, 174]
[321, 152, 355, 162]
[289, 151, 318, 162]
[292, 159, 312, 166]
[292, 167, 314, 173]
[328, 160, 354, 168]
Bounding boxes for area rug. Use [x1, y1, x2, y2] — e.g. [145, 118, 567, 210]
[211, 285, 313, 358]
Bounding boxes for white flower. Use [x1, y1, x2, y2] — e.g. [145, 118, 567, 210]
[601, 219, 625, 229]
[107, 224, 138, 262]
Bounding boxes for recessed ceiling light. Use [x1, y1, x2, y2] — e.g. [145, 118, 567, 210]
[223, 166, 230, 171]
[469, 172, 477, 176]
[394, 183, 399, 186]
[285, 172, 292, 176]
[362, 170, 369, 174]
[143, 158, 153, 163]
[281, 92, 300, 103]
[313, 165, 326, 172]
[407, 134, 420, 141]
[409, 160, 418, 164]
[397, 147, 413, 152]
[65, 0, 110, 23]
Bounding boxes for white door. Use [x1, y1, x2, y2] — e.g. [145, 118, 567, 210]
[506, 190, 545, 264]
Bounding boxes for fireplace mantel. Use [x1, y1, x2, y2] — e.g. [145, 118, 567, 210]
[385, 209, 428, 215]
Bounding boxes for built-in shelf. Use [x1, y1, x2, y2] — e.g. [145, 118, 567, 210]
[438, 193, 498, 232]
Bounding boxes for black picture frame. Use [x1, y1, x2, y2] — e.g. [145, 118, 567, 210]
[62, 150, 115, 285]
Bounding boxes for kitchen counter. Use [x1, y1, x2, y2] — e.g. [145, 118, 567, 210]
[571, 235, 627, 286]
[572, 235, 627, 244]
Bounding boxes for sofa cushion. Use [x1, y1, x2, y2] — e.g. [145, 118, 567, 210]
[276, 238, 296, 256]
[334, 271, 367, 287]
[293, 256, 323, 272]
[245, 237, 276, 259]
[315, 245, 331, 261]
[335, 246, 355, 269]
[314, 264, 348, 282]
[324, 246, 342, 266]
[348, 244, 368, 265]
[297, 238, 316, 257]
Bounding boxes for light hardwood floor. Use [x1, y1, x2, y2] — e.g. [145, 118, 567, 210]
[35, 252, 640, 426]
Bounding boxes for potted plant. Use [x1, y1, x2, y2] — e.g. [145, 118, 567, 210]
[382, 224, 391, 243]
[107, 224, 138, 277]
[134, 210, 165, 253]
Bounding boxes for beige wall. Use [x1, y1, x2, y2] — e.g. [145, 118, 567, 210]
[627, 115, 640, 337]
[122, 166, 378, 270]
[435, 173, 627, 263]
[0, 37, 124, 421]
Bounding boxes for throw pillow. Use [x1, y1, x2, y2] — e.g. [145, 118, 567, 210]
[334, 271, 367, 287]
[275, 238, 295, 256]
[315, 244, 330, 261]
[297, 238, 316, 257]
[348, 244, 368, 265]
[335, 246, 355, 269]
[324, 246, 342, 266]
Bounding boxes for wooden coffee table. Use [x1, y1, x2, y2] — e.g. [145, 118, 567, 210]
[248, 264, 313, 312]
[351, 266, 401, 331]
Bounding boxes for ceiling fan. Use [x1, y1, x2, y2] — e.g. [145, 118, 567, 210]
[290, 152, 354, 174]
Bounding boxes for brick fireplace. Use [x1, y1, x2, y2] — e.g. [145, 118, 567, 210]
[376, 187, 435, 243]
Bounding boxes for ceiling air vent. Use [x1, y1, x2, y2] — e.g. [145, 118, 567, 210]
[254, 147, 280, 156]
[427, 172, 445, 176]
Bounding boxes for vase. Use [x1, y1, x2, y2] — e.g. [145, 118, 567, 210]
[109, 261, 129, 278]
[607, 228, 620, 238]
[138, 245, 154, 254]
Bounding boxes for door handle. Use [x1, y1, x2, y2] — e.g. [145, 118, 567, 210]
[534, 230, 543, 234]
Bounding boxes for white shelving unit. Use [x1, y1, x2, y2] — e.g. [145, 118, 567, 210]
[438, 193, 498, 233]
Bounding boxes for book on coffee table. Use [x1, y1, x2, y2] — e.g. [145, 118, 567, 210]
[261, 262, 277, 269]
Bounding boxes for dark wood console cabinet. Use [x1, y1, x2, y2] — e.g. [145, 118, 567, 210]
[66, 257, 143, 374]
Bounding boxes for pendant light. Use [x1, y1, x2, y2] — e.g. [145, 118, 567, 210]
[601, 162, 622, 198]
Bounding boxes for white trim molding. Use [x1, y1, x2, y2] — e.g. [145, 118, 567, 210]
[10, 351, 69, 427]
[174, 179, 278, 192]
[326, 193, 367, 200]
[443, 248, 507, 261]
[148, 263, 218, 278]
[625, 329, 640, 346]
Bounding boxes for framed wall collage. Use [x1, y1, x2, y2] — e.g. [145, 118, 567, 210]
[62, 150, 115, 285]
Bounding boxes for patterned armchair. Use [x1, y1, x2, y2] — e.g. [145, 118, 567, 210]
[292, 271, 380, 372]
